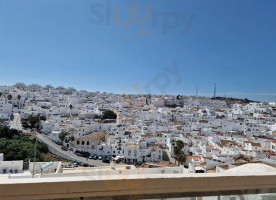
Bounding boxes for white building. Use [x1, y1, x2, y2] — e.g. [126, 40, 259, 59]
[0, 154, 23, 174]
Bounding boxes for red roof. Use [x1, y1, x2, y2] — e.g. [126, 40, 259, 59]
[186, 156, 201, 160]
[141, 164, 150, 168]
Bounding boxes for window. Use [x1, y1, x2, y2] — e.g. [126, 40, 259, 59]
[87, 141, 89, 145]
[77, 141, 80, 145]
[82, 141, 84, 145]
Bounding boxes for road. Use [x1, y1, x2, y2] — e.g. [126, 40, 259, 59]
[9, 113, 23, 131]
[8, 113, 116, 166]
[36, 133, 111, 166]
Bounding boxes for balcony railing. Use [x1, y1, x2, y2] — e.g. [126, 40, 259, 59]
[0, 170, 276, 200]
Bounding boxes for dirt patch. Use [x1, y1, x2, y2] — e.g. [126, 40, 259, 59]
[42, 152, 69, 162]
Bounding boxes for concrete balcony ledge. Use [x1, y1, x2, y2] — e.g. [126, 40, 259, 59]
[0, 171, 276, 200]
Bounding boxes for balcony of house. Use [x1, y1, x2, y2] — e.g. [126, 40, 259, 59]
[0, 164, 276, 200]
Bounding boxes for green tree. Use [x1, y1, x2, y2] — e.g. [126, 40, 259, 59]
[101, 110, 117, 120]
[17, 95, 21, 108]
[0, 92, 2, 97]
[69, 136, 75, 141]
[176, 140, 184, 150]
[8, 94, 12, 100]
[22, 121, 29, 129]
[174, 140, 185, 166]
[173, 146, 181, 165]
[28, 115, 39, 128]
[40, 115, 46, 121]
[0, 126, 20, 139]
[26, 114, 44, 129]
[178, 151, 187, 166]
[69, 104, 73, 117]
[59, 131, 68, 145]
[0, 126, 49, 162]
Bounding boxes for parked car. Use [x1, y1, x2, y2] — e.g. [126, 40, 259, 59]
[75, 151, 90, 158]
[82, 152, 90, 158]
[75, 152, 83, 157]
[88, 156, 93, 159]
[92, 155, 98, 160]
[113, 156, 124, 163]
[98, 156, 102, 160]
[102, 157, 111, 163]
[61, 146, 68, 151]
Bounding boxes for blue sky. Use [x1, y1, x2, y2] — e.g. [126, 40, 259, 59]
[0, 0, 275, 101]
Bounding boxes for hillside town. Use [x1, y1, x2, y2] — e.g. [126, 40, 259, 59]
[0, 82, 276, 174]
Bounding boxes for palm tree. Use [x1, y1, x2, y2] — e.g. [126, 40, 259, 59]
[17, 95, 21, 108]
[176, 140, 184, 150]
[8, 94, 12, 100]
[173, 146, 181, 164]
[69, 104, 73, 117]
[178, 151, 187, 166]
[174, 140, 185, 165]
[37, 114, 41, 130]
[59, 131, 68, 146]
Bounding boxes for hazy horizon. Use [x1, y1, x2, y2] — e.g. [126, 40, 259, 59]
[1, 82, 275, 103]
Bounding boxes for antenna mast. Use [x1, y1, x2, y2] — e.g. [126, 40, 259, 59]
[213, 83, 217, 98]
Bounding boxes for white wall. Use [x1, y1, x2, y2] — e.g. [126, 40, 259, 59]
[0, 160, 23, 174]
[29, 162, 62, 174]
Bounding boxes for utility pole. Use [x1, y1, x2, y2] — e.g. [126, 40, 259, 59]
[213, 83, 217, 98]
[196, 86, 198, 97]
[33, 136, 37, 178]
[30, 129, 37, 178]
